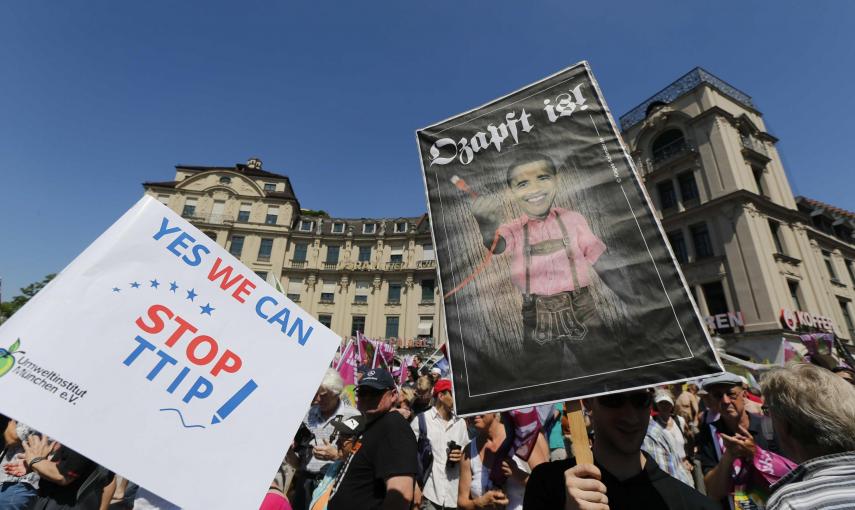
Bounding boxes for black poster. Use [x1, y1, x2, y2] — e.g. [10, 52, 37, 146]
[416, 62, 721, 416]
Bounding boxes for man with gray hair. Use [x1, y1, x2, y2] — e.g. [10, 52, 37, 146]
[762, 363, 855, 510]
[293, 368, 360, 510]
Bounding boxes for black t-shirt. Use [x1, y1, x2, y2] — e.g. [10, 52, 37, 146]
[32, 446, 114, 510]
[695, 413, 782, 509]
[523, 452, 718, 510]
[328, 411, 418, 510]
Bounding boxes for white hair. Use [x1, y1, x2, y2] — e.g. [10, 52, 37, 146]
[761, 363, 855, 456]
[320, 368, 344, 396]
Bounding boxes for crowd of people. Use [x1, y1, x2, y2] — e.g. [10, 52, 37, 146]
[275, 358, 855, 510]
[3, 357, 854, 509]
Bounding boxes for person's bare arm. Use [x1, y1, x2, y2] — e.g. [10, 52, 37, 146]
[100, 476, 117, 510]
[383, 475, 414, 510]
[471, 195, 507, 254]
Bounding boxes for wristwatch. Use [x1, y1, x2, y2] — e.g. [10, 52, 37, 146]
[27, 456, 47, 469]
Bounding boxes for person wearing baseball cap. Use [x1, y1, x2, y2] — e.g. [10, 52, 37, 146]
[695, 372, 789, 508]
[645, 390, 693, 487]
[328, 368, 418, 510]
[410, 379, 469, 510]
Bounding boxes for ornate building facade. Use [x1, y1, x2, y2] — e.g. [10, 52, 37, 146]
[621, 68, 855, 362]
[143, 157, 441, 348]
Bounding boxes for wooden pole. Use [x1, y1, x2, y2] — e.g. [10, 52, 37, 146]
[565, 399, 593, 465]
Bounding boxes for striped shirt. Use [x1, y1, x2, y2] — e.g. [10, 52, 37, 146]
[642, 418, 694, 487]
[767, 451, 855, 510]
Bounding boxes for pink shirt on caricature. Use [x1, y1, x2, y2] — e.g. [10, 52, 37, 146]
[496, 207, 606, 296]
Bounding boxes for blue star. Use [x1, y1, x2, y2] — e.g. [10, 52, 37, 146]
[130, 282, 141, 289]
[200, 303, 215, 315]
[150, 279, 160, 289]
[186, 288, 198, 301]
[169, 281, 179, 292]
[112, 287, 121, 293]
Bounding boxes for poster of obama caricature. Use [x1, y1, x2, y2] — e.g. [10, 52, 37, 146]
[417, 62, 721, 415]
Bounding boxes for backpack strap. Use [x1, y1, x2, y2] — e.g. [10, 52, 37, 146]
[418, 412, 427, 442]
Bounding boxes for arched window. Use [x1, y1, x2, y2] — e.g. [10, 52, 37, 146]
[651, 129, 686, 163]
[219, 176, 232, 184]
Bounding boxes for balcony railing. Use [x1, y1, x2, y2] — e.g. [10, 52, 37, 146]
[740, 134, 769, 157]
[323, 262, 338, 270]
[651, 137, 692, 165]
[257, 255, 271, 262]
[290, 260, 307, 268]
[417, 259, 436, 269]
[183, 213, 233, 225]
[386, 262, 404, 271]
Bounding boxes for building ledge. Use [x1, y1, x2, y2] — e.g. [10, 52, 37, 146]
[773, 253, 801, 265]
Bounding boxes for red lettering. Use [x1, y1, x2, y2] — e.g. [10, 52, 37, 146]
[186, 335, 218, 366]
[208, 257, 244, 291]
[135, 304, 174, 334]
[165, 316, 198, 348]
[211, 350, 242, 377]
[232, 279, 256, 304]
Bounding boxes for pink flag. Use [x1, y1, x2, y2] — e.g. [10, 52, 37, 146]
[336, 339, 357, 386]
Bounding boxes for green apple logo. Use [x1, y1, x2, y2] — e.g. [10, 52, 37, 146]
[0, 339, 24, 378]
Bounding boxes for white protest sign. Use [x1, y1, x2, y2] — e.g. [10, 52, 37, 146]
[0, 196, 339, 509]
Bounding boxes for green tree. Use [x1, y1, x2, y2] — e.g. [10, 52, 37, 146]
[1, 273, 56, 318]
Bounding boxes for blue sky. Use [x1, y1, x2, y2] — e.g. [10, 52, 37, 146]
[2, 1, 853, 298]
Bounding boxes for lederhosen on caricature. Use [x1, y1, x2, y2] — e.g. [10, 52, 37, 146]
[520, 216, 600, 376]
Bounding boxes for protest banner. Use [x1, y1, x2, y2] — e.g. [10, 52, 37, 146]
[416, 61, 722, 416]
[0, 196, 339, 509]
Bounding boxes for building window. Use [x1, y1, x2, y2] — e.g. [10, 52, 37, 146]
[667, 230, 688, 264]
[385, 316, 400, 338]
[690, 223, 714, 259]
[677, 172, 699, 202]
[258, 238, 273, 261]
[702, 281, 730, 331]
[422, 244, 435, 261]
[237, 203, 251, 223]
[203, 231, 217, 240]
[263, 183, 276, 192]
[358, 245, 372, 262]
[354, 281, 370, 304]
[390, 246, 404, 264]
[299, 220, 314, 232]
[768, 220, 786, 255]
[182, 198, 197, 217]
[157, 194, 170, 205]
[388, 283, 402, 304]
[219, 176, 232, 185]
[255, 271, 268, 281]
[326, 245, 340, 264]
[351, 316, 366, 336]
[657, 180, 677, 210]
[788, 280, 803, 310]
[846, 259, 855, 286]
[293, 242, 308, 262]
[823, 250, 839, 281]
[421, 279, 435, 302]
[394, 221, 408, 233]
[417, 316, 433, 338]
[320, 282, 336, 302]
[318, 314, 332, 329]
[363, 223, 376, 234]
[332, 222, 345, 234]
[651, 129, 686, 163]
[287, 280, 302, 302]
[265, 206, 279, 225]
[839, 299, 854, 337]
[229, 235, 244, 257]
[752, 166, 766, 196]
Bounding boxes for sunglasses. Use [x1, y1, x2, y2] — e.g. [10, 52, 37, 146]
[596, 392, 652, 409]
[355, 387, 389, 397]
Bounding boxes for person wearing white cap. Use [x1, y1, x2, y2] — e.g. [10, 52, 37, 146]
[641, 390, 694, 487]
[695, 372, 790, 509]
